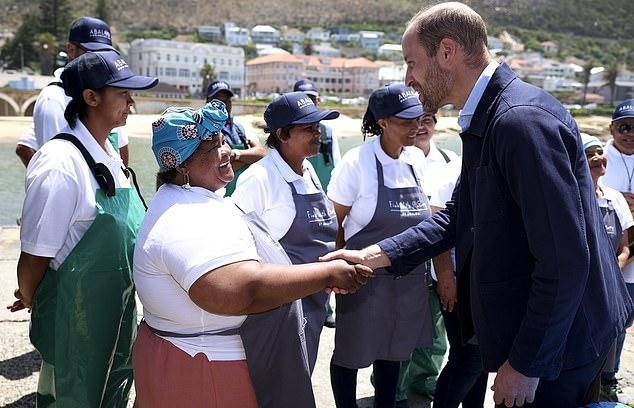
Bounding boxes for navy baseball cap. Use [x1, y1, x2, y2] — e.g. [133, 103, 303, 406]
[207, 80, 234, 99]
[369, 83, 424, 120]
[613, 99, 634, 122]
[68, 17, 115, 51]
[61, 50, 158, 98]
[293, 79, 319, 97]
[264, 92, 339, 133]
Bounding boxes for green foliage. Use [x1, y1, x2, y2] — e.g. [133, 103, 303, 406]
[38, 0, 73, 44]
[569, 105, 617, 117]
[120, 26, 179, 42]
[95, 0, 109, 23]
[200, 63, 217, 94]
[0, 13, 40, 70]
[481, 0, 634, 41]
[279, 40, 293, 53]
[302, 38, 314, 56]
[242, 43, 257, 60]
[508, 27, 634, 70]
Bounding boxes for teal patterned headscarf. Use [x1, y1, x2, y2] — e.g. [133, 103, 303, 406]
[151, 100, 228, 171]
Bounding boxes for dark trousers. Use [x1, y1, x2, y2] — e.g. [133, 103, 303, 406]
[494, 346, 608, 407]
[606, 281, 634, 380]
[331, 358, 401, 408]
[433, 308, 488, 408]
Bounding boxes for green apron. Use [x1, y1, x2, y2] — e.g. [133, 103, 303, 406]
[224, 141, 247, 197]
[307, 124, 335, 192]
[30, 186, 145, 407]
[396, 285, 447, 400]
[107, 131, 120, 153]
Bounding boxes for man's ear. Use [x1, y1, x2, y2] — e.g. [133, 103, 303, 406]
[437, 38, 459, 68]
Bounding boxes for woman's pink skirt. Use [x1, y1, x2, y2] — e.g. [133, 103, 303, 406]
[133, 322, 258, 408]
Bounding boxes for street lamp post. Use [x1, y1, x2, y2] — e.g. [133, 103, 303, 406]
[18, 42, 24, 72]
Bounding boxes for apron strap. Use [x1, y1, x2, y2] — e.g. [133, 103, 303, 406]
[142, 319, 239, 338]
[122, 166, 148, 210]
[53, 133, 116, 197]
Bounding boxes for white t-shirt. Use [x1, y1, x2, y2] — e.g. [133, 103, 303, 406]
[327, 136, 427, 241]
[601, 140, 634, 282]
[602, 139, 634, 194]
[33, 68, 70, 149]
[232, 148, 323, 241]
[421, 140, 461, 206]
[111, 127, 129, 149]
[17, 126, 37, 150]
[134, 184, 259, 361]
[20, 120, 129, 270]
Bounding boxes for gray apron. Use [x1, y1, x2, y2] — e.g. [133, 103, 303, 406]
[599, 197, 623, 254]
[147, 209, 315, 408]
[598, 197, 624, 374]
[333, 156, 433, 369]
[278, 174, 337, 373]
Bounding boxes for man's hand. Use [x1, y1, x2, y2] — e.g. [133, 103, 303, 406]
[320, 244, 391, 270]
[325, 263, 375, 295]
[435, 273, 457, 312]
[492, 360, 539, 407]
[324, 260, 374, 294]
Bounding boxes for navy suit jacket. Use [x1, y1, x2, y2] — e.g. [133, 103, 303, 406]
[379, 63, 633, 379]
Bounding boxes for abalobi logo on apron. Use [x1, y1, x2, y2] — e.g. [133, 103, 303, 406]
[388, 199, 428, 216]
[306, 206, 336, 227]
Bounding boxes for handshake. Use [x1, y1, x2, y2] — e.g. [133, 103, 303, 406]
[318, 245, 391, 295]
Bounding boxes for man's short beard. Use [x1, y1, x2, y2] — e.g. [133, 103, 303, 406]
[419, 58, 453, 113]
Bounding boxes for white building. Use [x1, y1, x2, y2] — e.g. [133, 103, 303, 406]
[377, 44, 402, 60]
[224, 22, 250, 46]
[251, 25, 280, 45]
[129, 38, 245, 95]
[331, 33, 361, 44]
[284, 28, 305, 43]
[377, 61, 406, 86]
[359, 31, 385, 51]
[307, 28, 331, 43]
[313, 43, 342, 58]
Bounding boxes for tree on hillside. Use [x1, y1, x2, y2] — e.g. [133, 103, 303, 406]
[604, 62, 621, 106]
[95, 0, 109, 23]
[35, 33, 58, 75]
[39, 0, 73, 44]
[581, 61, 594, 105]
[302, 38, 314, 56]
[200, 64, 217, 96]
[0, 13, 40, 71]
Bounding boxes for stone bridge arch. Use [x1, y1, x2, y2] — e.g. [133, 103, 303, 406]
[0, 93, 20, 116]
[21, 95, 38, 116]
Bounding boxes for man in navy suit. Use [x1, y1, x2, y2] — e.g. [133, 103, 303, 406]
[322, 2, 632, 406]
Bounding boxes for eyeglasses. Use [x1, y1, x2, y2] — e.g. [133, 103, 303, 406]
[618, 123, 633, 135]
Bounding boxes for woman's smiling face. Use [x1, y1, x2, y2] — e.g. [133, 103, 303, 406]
[185, 134, 233, 192]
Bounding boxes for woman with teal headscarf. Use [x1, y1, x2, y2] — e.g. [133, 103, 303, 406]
[132, 100, 373, 407]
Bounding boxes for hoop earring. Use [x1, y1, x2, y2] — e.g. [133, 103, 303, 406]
[182, 173, 191, 190]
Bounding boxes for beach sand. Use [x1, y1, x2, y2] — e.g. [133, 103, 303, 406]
[0, 113, 612, 144]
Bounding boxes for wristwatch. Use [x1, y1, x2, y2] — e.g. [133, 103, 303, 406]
[232, 149, 241, 161]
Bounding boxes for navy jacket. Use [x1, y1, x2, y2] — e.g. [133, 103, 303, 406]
[378, 63, 633, 379]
